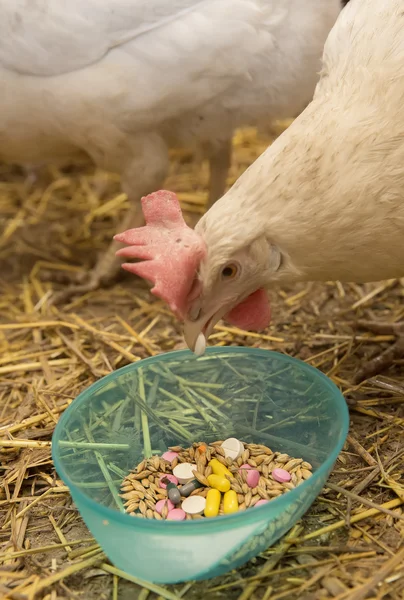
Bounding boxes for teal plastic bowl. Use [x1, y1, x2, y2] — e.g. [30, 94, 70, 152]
[52, 347, 349, 584]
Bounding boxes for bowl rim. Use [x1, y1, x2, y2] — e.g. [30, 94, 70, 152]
[52, 347, 349, 533]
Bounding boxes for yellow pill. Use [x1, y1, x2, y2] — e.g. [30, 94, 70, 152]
[204, 488, 221, 518]
[207, 474, 231, 493]
[209, 458, 232, 478]
[223, 490, 239, 514]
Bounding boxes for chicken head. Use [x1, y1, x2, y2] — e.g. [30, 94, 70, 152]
[114, 190, 280, 352]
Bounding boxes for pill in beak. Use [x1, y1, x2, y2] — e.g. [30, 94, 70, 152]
[194, 333, 206, 357]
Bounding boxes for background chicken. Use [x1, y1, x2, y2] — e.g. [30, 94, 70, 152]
[116, 0, 404, 382]
[0, 0, 343, 300]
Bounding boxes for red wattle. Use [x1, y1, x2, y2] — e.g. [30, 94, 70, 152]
[224, 289, 271, 331]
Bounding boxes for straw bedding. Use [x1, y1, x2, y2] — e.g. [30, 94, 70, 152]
[0, 125, 403, 599]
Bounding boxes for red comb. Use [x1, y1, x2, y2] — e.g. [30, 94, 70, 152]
[114, 191, 206, 318]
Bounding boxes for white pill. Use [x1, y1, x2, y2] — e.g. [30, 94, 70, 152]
[221, 438, 244, 460]
[173, 462, 197, 484]
[181, 495, 206, 515]
[194, 333, 206, 357]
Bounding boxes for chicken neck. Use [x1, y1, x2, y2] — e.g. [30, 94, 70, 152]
[200, 98, 404, 286]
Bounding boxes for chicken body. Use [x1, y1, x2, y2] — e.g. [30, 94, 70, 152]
[195, 0, 404, 287]
[183, 0, 404, 378]
[0, 0, 341, 296]
[115, 0, 404, 380]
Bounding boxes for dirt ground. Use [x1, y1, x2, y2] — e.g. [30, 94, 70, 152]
[0, 128, 403, 600]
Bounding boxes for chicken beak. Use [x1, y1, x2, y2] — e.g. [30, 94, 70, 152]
[183, 319, 209, 354]
[183, 306, 228, 353]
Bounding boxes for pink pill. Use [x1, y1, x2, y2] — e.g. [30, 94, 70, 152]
[159, 474, 178, 488]
[272, 468, 291, 483]
[239, 464, 252, 470]
[155, 499, 174, 514]
[255, 499, 269, 507]
[162, 451, 179, 462]
[167, 508, 186, 521]
[246, 469, 260, 488]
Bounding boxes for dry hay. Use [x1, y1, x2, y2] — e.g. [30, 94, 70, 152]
[0, 125, 403, 600]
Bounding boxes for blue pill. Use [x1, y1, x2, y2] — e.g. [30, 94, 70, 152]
[179, 479, 204, 497]
[166, 482, 181, 505]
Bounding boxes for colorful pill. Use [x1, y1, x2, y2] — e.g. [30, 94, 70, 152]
[173, 462, 197, 484]
[161, 451, 179, 462]
[181, 495, 206, 515]
[255, 499, 269, 508]
[272, 468, 291, 483]
[155, 499, 174, 514]
[221, 437, 244, 460]
[240, 464, 252, 470]
[167, 508, 186, 521]
[223, 490, 238, 514]
[246, 469, 260, 488]
[179, 479, 203, 497]
[204, 488, 221, 518]
[207, 474, 231, 493]
[209, 458, 232, 478]
[159, 474, 178, 488]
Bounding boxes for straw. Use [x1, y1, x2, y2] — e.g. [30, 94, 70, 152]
[1, 125, 404, 599]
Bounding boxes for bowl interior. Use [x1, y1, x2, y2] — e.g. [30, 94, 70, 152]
[53, 348, 348, 516]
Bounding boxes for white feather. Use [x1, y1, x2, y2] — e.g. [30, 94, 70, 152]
[198, 0, 404, 287]
[0, 0, 341, 174]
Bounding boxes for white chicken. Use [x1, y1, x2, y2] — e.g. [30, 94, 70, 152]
[115, 0, 404, 382]
[0, 0, 342, 298]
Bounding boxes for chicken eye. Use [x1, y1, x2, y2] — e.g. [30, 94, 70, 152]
[221, 264, 239, 279]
